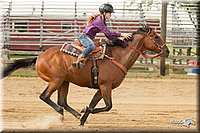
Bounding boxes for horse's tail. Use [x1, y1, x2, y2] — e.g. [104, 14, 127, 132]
[2, 57, 37, 78]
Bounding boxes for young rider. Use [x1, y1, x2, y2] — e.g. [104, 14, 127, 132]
[72, 3, 132, 68]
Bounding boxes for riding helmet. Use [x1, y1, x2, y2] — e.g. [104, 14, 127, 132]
[99, 3, 115, 13]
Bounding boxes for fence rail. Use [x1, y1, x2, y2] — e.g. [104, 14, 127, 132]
[1, 0, 199, 73]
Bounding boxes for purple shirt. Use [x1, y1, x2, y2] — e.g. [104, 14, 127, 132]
[83, 15, 121, 40]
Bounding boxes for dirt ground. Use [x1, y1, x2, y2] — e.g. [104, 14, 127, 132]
[2, 75, 198, 132]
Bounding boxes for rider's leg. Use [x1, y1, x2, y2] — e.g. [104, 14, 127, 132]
[72, 34, 95, 68]
[73, 53, 85, 67]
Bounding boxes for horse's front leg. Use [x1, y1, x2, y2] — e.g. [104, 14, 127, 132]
[80, 84, 112, 126]
[80, 90, 102, 126]
[90, 84, 112, 114]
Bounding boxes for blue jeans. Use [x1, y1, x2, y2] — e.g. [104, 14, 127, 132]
[78, 34, 95, 57]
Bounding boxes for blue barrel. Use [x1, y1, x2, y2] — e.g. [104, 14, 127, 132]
[187, 68, 200, 75]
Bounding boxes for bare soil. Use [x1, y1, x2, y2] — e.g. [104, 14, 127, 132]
[2, 75, 198, 132]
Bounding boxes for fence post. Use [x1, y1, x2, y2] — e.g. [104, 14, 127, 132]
[4, 2, 12, 50]
[40, 1, 44, 51]
[160, 1, 168, 76]
[74, 2, 78, 38]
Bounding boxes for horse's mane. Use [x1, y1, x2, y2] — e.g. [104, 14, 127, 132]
[106, 25, 152, 48]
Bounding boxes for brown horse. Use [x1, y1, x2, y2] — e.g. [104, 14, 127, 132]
[2, 25, 169, 126]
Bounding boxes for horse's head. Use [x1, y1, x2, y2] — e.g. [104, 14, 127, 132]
[129, 24, 170, 58]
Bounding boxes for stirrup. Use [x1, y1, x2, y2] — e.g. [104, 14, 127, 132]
[79, 62, 85, 68]
[72, 54, 86, 68]
[72, 62, 85, 68]
[72, 62, 78, 68]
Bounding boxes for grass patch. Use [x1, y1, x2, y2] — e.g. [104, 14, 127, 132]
[10, 54, 37, 59]
[4, 45, 197, 79]
[9, 69, 197, 80]
[126, 72, 197, 79]
[11, 67, 38, 77]
[172, 68, 187, 74]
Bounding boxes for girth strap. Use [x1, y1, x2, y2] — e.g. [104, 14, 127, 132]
[91, 58, 99, 88]
[105, 55, 128, 75]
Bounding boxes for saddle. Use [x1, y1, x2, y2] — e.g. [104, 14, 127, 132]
[60, 39, 106, 89]
[60, 38, 106, 60]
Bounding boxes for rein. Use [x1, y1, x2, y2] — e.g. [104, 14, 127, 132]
[127, 43, 162, 58]
[106, 29, 165, 75]
[127, 30, 165, 59]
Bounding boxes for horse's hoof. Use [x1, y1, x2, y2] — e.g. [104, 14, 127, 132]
[72, 62, 78, 68]
[57, 107, 64, 115]
[78, 62, 85, 68]
[80, 106, 88, 113]
[79, 124, 84, 128]
[58, 114, 64, 122]
[75, 114, 81, 120]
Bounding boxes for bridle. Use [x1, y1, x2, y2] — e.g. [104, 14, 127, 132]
[105, 29, 166, 75]
[127, 29, 166, 59]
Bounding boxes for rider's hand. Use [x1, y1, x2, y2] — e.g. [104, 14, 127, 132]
[121, 33, 132, 40]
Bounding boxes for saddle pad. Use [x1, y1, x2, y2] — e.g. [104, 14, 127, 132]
[60, 42, 107, 59]
[60, 42, 83, 57]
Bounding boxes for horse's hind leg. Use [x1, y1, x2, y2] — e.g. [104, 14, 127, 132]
[57, 81, 81, 119]
[40, 81, 64, 115]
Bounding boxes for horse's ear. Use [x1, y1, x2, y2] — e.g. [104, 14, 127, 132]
[139, 23, 146, 28]
[139, 23, 147, 32]
[139, 23, 151, 32]
[139, 23, 149, 31]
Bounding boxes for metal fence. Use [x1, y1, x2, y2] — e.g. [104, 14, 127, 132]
[2, 1, 162, 49]
[167, 1, 199, 66]
[1, 0, 199, 71]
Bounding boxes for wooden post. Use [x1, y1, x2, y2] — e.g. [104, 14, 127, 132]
[186, 47, 191, 63]
[160, 1, 168, 76]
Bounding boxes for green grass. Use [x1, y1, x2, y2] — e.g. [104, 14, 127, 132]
[10, 67, 38, 77]
[7, 67, 197, 80]
[6, 49, 197, 79]
[10, 54, 37, 59]
[172, 68, 187, 74]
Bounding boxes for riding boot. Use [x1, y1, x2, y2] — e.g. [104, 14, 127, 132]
[72, 54, 86, 68]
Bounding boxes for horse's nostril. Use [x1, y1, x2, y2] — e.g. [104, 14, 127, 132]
[166, 49, 170, 54]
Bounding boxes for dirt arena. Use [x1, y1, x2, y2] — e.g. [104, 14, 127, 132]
[2, 75, 198, 132]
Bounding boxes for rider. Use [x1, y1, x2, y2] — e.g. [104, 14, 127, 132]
[72, 3, 132, 68]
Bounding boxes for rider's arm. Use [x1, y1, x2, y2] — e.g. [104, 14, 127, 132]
[94, 17, 121, 40]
